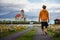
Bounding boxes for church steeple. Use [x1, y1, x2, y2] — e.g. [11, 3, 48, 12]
[20, 9, 26, 21]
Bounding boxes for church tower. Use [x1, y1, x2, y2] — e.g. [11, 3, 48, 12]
[21, 9, 26, 21]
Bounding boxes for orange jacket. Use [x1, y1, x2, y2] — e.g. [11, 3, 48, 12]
[39, 9, 49, 22]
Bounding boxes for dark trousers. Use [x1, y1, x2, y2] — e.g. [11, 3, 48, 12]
[41, 22, 48, 30]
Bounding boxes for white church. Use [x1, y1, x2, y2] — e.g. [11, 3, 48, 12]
[15, 9, 26, 21]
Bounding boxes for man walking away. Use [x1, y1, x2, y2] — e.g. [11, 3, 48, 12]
[39, 5, 49, 35]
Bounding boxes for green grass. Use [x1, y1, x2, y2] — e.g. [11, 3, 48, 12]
[48, 30, 54, 36]
[54, 31, 60, 40]
[55, 37, 60, 40]
[0, 30, 16, 38]
[48, 28, 60, 40]
[0, 26, 28, 38]
[17, 28, 36, 40]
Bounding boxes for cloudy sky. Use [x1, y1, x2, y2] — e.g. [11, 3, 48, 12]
[0, 0, 60, 24]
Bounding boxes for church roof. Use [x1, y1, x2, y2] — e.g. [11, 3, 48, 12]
[15, 14, 22, 18]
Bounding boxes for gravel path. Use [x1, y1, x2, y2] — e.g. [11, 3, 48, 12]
[0, 27, 33, 40]
[33, 27, 54, 40]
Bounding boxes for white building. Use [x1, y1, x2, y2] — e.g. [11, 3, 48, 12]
[15, 9, 26, 21]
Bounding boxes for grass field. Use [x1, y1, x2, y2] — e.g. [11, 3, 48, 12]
[48, 30, 60, 40]
[48, 24, 60, 40]
[17, 27, 36, 40]
[0, 24, 60, 40]
[0, 25, 28, 38]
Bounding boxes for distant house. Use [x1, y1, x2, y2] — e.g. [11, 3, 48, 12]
[15, 9, 26, 21]
[54, 19, 60, 24]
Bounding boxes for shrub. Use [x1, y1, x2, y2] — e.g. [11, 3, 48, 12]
[53, 31, 60, 37]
